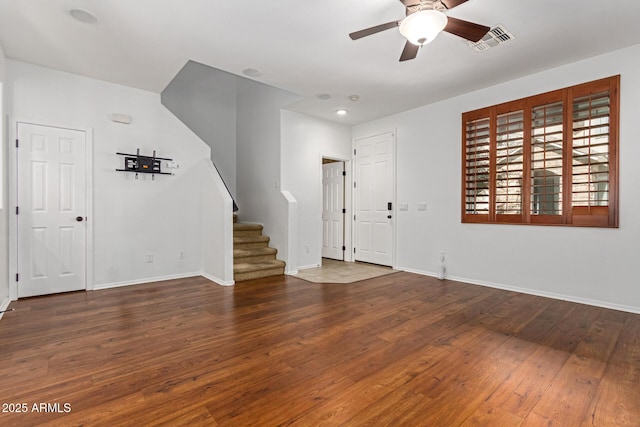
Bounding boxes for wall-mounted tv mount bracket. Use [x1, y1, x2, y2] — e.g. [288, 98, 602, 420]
[116, 149, 174, 180]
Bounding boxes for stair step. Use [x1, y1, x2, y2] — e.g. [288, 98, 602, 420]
[230, 216, 285, 282]
[234, 247, 277, 264]
[234, 260, 286, 281]
[233, 222, 264, 237]
[234, 235, 270, 249]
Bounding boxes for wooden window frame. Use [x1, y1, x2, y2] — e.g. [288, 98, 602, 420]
[461, 75, 620, 228]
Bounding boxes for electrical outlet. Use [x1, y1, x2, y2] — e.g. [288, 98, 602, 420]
[145, 253, 154, 263]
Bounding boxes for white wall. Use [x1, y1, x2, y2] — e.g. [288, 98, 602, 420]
[200, 159, 234, 285]
[161, 61, 238, 200]
[281, 110, 352, 269]
[6, 60, 212, 289]
[354, 44, 640, 313]
[235, 79, 300, 259]
[0, 43, 9, 309]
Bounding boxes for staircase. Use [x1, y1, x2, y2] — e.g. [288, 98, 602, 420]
[233, 215, 286, 281]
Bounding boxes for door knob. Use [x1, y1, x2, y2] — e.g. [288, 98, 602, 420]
[76, 216, 84, 222]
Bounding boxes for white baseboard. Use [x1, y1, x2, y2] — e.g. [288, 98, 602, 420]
[398, 266, 640, 315]
[201, 272, 235, 287]
[93, 272, 203, 291]
[285, 269, 299, 275]
[0, 297, 11, 320]
[398, 266, 439, 278]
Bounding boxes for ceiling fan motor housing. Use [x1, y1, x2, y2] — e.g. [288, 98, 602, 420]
[405, 0, 447, 15]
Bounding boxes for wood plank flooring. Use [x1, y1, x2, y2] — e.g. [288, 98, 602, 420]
[0, 273, 638, 426]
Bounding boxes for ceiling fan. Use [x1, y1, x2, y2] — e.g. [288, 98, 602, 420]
[349, 0, 490, 61]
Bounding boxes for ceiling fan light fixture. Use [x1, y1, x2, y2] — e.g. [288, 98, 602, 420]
[399, 10, 448, 46]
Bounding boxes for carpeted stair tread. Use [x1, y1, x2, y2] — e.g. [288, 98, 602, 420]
[234, 247, 277, 258]
[233, 235, 270, 244]
[233, 222, 263, 231]
[234, 259, 286, 273]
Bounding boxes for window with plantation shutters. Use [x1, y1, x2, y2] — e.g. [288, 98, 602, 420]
[464, 116, 490, 219]
[462, 76, 619, 227]
[531, 100, 564, 222]
[495, 109, 524, 220]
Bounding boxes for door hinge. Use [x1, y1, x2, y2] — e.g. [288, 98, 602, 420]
[16, 206, 19, 215]
[16, 139, 19, 148]
[16, 273, 19, 282]
[342, 170, 346, 176]
[354, 248, 356, 254]
[342, 246, 346, 251]
[342, 208, 346, 214]
[353, 149, 356, 155]
[354, 215, 356, 221]
[354, 182, 356, 188]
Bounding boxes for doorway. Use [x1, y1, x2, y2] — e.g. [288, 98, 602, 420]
[15, 123, 89, 297]
[321, 159, 345, 261]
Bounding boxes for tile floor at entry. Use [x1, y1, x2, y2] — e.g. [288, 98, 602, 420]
[293, 258, 397, 283]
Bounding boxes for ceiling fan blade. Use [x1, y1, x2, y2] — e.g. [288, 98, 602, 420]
[443, 16, 490, 42]
[398, 0, 421, 6]
[441, 0, 470, 9]
[399, 41, 419, 62]
[349, 21, 400, 40]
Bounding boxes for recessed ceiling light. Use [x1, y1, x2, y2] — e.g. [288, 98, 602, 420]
[336, 109, 348, 116]
[316, 93, 332, 100]
[69, 9, 98, 24]
[242, 68, 262, 77]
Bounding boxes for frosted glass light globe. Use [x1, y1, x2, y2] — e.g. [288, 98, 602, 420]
[399, 10, 448, 46]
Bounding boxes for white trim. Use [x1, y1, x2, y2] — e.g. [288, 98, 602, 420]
[9, 119, 94, 300]
[200, 272, 235, 287]
[0, 298, 11, 320]
[84, 127, 94, 291]
[93, 272, 203, 290]
[285, 269, 299, 275]
[399, 267, 640, 315]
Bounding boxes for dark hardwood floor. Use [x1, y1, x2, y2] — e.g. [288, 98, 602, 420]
[0, 273, 638, 426]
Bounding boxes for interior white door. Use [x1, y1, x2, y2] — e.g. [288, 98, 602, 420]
[17, 123, 87, 297]
[354, 132, 394, 266]
[322, 161, 345, 260]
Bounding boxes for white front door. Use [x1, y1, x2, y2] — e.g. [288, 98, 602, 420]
[17, 123, 87, 297]
[354, 132, 394, 266]
[322, 161, 345, 260]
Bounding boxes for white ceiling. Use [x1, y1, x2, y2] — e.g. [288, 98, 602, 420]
[1, 0, 640, 125]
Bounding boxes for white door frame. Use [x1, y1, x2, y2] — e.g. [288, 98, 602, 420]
[319, 154, 353, 264]
[352, 130, 397, 268]
[8, 119, 94, 300]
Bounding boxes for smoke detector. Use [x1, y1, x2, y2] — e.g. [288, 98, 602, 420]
[467, 24, 515, 52]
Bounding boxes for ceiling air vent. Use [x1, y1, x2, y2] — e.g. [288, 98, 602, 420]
[467, 24, 515, 52]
